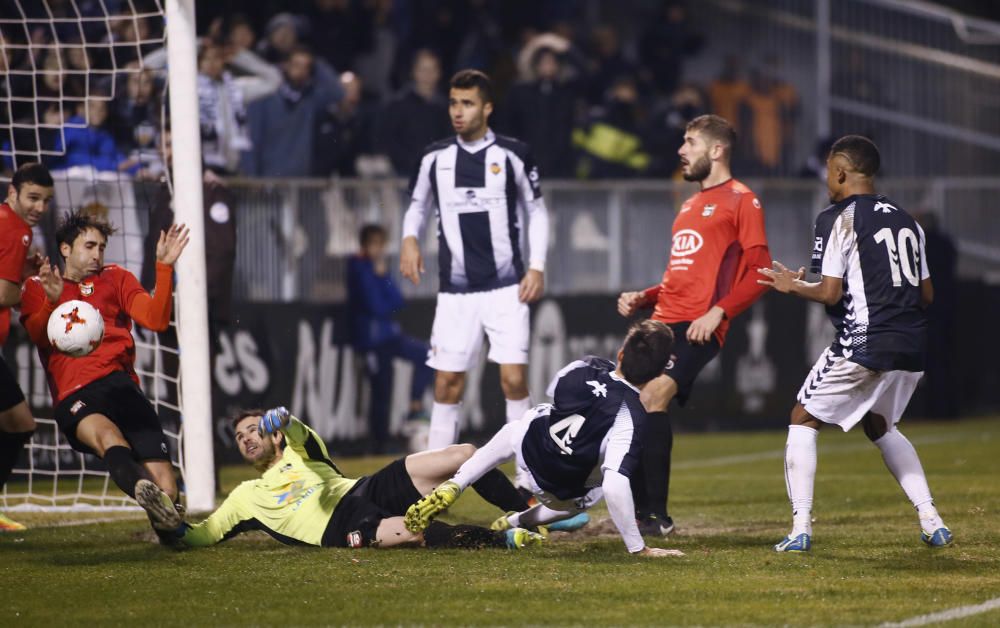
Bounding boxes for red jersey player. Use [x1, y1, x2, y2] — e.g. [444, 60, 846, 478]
[0, 163, 53, 532]
[20, 210, 189, 534]
[618, 115, 772, 536]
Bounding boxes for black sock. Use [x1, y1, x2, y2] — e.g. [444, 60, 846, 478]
[471, 469, 530, 513]
[640, 411, 673, 519]
[0, 430, 34, 490]
[103, 445, 148, 499]
[423, 521, 508, 549]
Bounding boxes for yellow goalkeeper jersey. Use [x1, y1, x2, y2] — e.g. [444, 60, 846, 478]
[181, 417, 358, 547]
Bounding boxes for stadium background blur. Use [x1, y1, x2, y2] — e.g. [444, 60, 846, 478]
[2, 0, 1000, 459]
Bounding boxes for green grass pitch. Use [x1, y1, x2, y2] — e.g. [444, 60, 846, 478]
[3, 417, 999, 626]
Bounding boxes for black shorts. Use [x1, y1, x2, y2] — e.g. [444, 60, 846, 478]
[0, 355, 26, 413]
[662, 321, 720, 406]
[53, 370, 170, 461]
[321, 457, 422, 548]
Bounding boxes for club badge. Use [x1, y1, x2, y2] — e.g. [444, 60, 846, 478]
[702, 204, 716, 217]
[490, 162, 502, 175]
[80, 282, 95, 296]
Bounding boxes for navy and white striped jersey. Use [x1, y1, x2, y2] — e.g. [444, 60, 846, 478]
[402, 129, 549, 294]
[811, 194, 930, 372]
[520, 356, 647, 500]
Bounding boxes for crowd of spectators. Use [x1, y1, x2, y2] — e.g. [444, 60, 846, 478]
[1, 0, 804, 181]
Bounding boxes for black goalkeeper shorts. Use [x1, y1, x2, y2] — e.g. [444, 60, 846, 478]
[322, 457, 422, 548]
[0, 354, 26, 413]
[661, 321, 721, 406]
[53, 370, 170, 461]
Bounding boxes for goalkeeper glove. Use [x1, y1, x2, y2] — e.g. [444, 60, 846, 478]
[259, 406, 291, 435]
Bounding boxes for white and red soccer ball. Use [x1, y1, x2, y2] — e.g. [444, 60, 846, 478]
[47, 300, 104, 357]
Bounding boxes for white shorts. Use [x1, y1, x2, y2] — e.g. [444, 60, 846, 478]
[797, 348, 923, 432]
[427, 284, 529, 372]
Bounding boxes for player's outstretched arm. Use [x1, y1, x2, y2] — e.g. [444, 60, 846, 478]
[259, 407, 339, 466]
[175, 491, 250, 548]
[757, 261, 842, 306]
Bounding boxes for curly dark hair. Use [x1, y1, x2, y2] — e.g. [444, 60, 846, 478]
[54, 209, 117, 258]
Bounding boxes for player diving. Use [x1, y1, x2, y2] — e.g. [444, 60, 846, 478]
[404, 320, 685, 557]
[149, 407, 550, 550]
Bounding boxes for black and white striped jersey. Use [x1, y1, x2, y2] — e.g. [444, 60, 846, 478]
[520, 356, 647, 500]
[402, 129, 549, 294]
[811, 194, 930, 372]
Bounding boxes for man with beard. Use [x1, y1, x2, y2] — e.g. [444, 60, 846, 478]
[617, 115, 772, 536]
[155, 408, 543, 551]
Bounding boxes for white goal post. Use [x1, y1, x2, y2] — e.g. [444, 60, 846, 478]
[0, 0, 214, 513]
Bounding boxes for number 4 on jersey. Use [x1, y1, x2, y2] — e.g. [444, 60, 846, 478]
[549, 415, 586, 455]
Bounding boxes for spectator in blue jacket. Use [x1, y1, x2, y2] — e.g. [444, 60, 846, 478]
[50, 98, 123, 172]
[347, 224, 433, 452]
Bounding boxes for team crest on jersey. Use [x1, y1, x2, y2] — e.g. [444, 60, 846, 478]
[21, 234, 30, 247]
[70, 400, 86, 415]
[752, 197, 761, 209]
[80, 282, 95, 296]
[489, 162, 502, 175]
[702, 204, 716, 217]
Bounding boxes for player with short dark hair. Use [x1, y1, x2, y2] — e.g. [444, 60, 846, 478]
[19, 210, 190, 534]
[404, 321, 685, 557]
[153, 407, 544, 550]
[399, 68, 550, 491]
[759, 134, 952, 552]
[617, 114, 772, 535]
[0, 162, 54, 532]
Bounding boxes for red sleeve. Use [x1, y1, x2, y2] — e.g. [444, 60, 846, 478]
[640, 284, 661, 307]
[123, 263, 173, 332]
[716, 245, 772, 319]
[0, 227, 27, 284]
[736, 192, 769, 250]
[20, 278, 55, 347]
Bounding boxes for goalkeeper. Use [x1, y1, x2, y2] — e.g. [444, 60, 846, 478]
[149, 408, 542, 550]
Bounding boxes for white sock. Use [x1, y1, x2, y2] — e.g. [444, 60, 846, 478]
[452, 423, 517, 490]
[505, 397, 533, 489]
[427, 402, 461, 450]
[785, 425, 818, 536]
[505, 397, 531, 424]
[874, 429, 940, 529]
[511, 503, 577, 528]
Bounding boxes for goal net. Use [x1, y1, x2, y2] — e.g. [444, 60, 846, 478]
[1, 0, 209, 512]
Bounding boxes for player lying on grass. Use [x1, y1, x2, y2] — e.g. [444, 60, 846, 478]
[405, 320, 685, 557]
[759, 135, 952, 552]
[148, 408, 544, 550]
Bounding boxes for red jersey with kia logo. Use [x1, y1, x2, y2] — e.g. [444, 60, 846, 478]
[0, 202, 32, 346]
[644, 178, 770, 344]
[20, 264, 170, 403]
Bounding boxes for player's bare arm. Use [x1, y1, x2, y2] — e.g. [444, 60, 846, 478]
[757, 261, 841, 305]
[0, 279, 20, 308]
[156, 223, 190, 266]
[687, 305, 726, 345]
[518, 269, 544, 303]
[37, 256, 64, 304]
[399, 235, 424, 285]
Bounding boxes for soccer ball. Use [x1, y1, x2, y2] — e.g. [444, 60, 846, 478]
[47, 300, 104, 357]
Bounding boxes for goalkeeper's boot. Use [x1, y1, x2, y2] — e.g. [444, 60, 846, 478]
[405, 480, 461, 532]
[0, 511, 26, 532]
[920, 513, 953, 547]
[547, 512, 590, 533]
[505, 527, 544, 550]
[135, 479, 183, 531]
[774, 532, 812, 553]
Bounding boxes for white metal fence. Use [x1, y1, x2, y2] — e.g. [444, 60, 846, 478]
[224, 177, 1000, 303]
